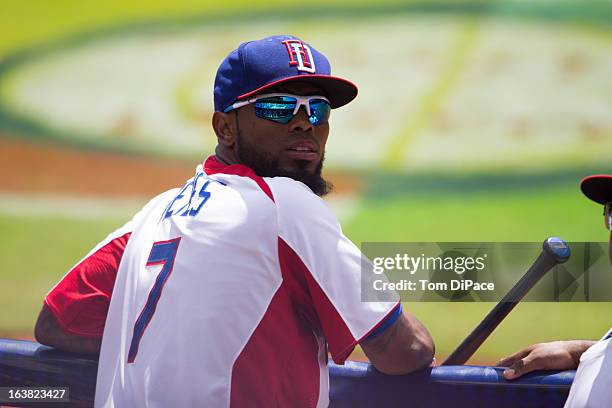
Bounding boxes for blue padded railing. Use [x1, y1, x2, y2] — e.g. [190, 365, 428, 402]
[0, 339, 575, 407]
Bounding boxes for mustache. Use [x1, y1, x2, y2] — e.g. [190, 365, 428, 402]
[235, 130, 332, 197]
[285, 135, 321, 150]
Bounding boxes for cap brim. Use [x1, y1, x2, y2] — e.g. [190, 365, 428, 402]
[580, 175, 612, 204]
[236, 74, 358, 109]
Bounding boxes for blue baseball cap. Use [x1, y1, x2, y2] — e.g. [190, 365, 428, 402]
[214, 35, 358, 112]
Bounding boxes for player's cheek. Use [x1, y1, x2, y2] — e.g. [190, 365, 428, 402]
[317, 124, 330, 148]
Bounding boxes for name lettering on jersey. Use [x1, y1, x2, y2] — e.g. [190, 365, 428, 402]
[162, 173, 225, 221]
[282, 40, 316, 73]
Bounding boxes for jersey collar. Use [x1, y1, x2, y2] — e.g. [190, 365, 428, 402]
[202, 155, 274, 202]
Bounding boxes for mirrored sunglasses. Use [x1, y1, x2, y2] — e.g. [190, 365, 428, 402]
[225, 93, 331, 126]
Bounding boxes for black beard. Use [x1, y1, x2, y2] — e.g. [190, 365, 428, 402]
[235, 131, 333, 197]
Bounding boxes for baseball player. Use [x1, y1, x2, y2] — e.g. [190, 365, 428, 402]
[497, 174, 612, 408]
[34, 35, 434, 407]
[581, 175, 612, 266]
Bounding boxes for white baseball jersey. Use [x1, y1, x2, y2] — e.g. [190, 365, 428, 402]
[564, 329, 612, 408]
[45, 156, 399, 407]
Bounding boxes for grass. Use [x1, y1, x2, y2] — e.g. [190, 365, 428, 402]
[343, 181, 611, 361]
[0, 0, 437, 58]
[404, 302, 610, 363]
[344, 181, 605, 242]
[0, 214, 127, 336]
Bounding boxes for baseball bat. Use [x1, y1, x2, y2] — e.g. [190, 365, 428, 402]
[441, 237, 570, 366]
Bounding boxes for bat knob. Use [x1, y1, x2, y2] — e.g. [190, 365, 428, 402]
[543, 237, 570, 263]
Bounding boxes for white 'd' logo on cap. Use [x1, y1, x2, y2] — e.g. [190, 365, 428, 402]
[282, 40, 316, 73]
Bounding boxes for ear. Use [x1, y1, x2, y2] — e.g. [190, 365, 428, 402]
[212, 111, 236, 147]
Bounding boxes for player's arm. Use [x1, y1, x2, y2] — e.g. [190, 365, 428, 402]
[496, 340, 596, 379]
[35, 226, 132, 354]
[34, 304, 101, 355]
[360, 310, 434, 375]
[273, 180, 435, 373]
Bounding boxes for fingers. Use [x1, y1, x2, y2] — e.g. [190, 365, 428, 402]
[502, 358, 527, 380]
[498, 340, 591, 380]
[497, 345, 542, 381]
[496, 345, 533, 367]
[502, 354, 546, 380]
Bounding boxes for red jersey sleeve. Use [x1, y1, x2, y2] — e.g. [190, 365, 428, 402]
[44, 230, 131, 338]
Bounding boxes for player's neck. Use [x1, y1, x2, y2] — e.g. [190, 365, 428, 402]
[214, 146, 238, 166]
[216, 155, 232, 165]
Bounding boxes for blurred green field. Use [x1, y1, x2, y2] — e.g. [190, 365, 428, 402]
[345, 170, 608, 242]
[0, 0, 408, 56]
[1, 0, 611, 365]
[342, 172, 611, 361]
[0, 215, 126, 336]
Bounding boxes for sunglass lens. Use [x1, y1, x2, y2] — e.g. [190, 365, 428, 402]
[254, 97, 297, 124]
[253, 96, 330, 126]
[308, 99, 331, 126]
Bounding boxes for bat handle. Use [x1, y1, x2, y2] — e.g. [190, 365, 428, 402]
[441, 238, 570, 366]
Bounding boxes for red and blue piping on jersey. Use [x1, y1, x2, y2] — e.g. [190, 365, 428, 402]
[364, 304, 402, 340]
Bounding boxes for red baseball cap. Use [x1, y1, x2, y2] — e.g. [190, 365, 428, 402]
[580, 174, 612, 204]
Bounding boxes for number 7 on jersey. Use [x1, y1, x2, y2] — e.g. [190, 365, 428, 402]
[127, 237, 181, 363]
